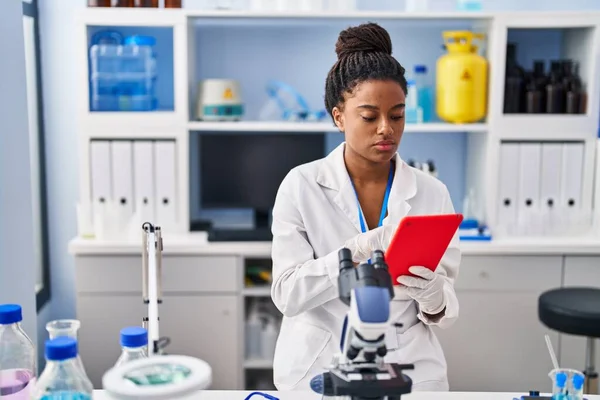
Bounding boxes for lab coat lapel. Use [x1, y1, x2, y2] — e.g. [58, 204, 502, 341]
[383, 154, 417, 227]
[316, 143, 363, 233]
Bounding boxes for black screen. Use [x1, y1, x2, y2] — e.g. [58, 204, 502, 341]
[199, 133, 326, 211]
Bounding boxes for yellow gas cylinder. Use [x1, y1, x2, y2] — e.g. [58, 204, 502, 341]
[436, 31, 488, 123]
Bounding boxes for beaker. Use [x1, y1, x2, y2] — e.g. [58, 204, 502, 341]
[46, 319, 88, 374]
[46, 319, 81, 339]
[549, 368, 585, 400]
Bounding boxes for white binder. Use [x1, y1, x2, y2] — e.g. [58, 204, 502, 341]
[497, 143, 520, 235]
[517, 143, 542, 236]
[560, 142, 585, 230]
[110, 140, 134, 217]
[90, 140, 112, 212]
[154, 140, 177, 230]
[540, 143, 562, 234]
[133, 141, 156, 223]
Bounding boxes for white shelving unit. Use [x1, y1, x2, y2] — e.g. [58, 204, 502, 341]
[187, 121, 488, 133]
[72, 7, 600, 390]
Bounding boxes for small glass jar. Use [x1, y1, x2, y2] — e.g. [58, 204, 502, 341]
[165, 0, 182, 8]
[88, 0, 112, 6]
[135, 0, 159, 6]
[115, 0, 134, 7]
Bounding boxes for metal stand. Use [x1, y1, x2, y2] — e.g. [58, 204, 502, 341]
[585, 337, 598, 394]
[141, 222, 168, 356]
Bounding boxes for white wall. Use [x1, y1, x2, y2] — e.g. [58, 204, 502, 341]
[36, 0, 87, 337]
[0, 0, 38, 347]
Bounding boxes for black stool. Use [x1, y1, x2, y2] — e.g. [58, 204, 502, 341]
[539, 287, 600, 394]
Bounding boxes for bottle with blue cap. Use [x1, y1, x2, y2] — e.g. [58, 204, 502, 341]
[31, 336, 93, 400]
[405, 79, 423, 124]
[114, 326, 148, 367]
[0, 304, 36, 399]
[414, 64, 434, 122]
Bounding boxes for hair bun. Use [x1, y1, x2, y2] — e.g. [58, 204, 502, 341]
[335, 22, 393, 59]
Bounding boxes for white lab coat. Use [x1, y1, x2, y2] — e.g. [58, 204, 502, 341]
[270, 142, 461, 392]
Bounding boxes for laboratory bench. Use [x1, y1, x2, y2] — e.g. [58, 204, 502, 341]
[69, 235, 600, 392]
[89, 390, 600, 400]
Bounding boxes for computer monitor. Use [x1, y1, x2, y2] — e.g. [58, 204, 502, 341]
[199, 133, 326, 232]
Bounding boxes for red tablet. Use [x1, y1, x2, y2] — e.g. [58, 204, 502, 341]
[385, 213, 463, 284]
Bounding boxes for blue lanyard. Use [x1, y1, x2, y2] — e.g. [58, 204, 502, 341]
[354, 162, 394, 233]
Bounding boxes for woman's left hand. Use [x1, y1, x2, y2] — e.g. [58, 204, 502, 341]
[396, 266, 446, 315]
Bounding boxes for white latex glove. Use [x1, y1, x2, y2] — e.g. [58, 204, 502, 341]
[396, 266, 446, 315]
[343, 224, 396, 263]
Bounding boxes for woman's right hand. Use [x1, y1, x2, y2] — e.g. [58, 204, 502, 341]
[343, 224, 396, 263]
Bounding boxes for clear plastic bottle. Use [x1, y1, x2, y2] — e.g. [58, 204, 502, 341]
[114, 327, 148, 367]
[414, 65, 434, 122]
[405, 79, 423, 124]
[31, 337, 93, 400]
[0, 304, 36, 399]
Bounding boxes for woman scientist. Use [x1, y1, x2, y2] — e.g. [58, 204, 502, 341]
[270, 22, 460, 392]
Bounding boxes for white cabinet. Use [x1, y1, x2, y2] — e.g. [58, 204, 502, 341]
[160, 295, 243, 389]
[74, 254, 243, 389]
[434, 255, 562, 392]
[559, 256, 600, 372]
[76, 294, 144, 388]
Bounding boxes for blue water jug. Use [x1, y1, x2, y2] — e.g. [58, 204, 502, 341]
[89, 32, 158, 111]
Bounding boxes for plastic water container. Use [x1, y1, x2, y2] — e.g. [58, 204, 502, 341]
[114, 326, 148, 367]
[89, 34, 158, 112]
[31, 337, 93, 400]
[414, 65, 434, 122]
[405, 79, 423, 124]
[0, 304, 36, 399]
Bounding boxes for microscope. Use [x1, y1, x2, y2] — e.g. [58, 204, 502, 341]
[310, 248, 415, 400]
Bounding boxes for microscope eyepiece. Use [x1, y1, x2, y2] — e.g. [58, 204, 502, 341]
[339, 248, 352, 263]
[372, 250, 385, 268]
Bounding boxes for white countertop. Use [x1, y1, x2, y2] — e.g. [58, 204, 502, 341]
[91, 390, 587, 400]
[69, 232, 600, 256]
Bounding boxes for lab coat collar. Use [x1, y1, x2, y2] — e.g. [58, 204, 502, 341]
[316, 142, 416, 233]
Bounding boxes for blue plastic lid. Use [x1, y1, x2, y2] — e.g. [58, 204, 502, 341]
[407, 79, 416, 86]
[415, 65, 427, 73]
[572, 374, 585, 390]
[120, 326, 148, 348]
[555, 371, 567, 388]
[0, 304, 22, 325]
[460, 219, 479, 229]
[124, 35, 156, 46]
[46, 337, 78, 361]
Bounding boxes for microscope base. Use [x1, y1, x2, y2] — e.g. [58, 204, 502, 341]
[312, 363, 414, 400]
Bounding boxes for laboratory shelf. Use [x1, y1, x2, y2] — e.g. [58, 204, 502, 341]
[80, 112, 185, 137]
[494, 115, 595, 140]
[242, 286, 272, 297]
[187, 121, 488, 133]
[243, 358, 274, 369]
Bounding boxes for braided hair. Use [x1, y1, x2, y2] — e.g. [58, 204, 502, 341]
[325, 22, 408, 117]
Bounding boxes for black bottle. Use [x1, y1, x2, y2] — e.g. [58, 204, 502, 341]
[546, 61, 565, 113]
[564, 60, 580, 114]
[525, 61, 546, 113]
[504, 43, 526, 113]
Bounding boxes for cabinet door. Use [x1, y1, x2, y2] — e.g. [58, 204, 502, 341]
[560, 256, 600, 371]
[76, 294, 145, 388]
[434, 255, 562, 392]
[160, 295, 242, 390]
